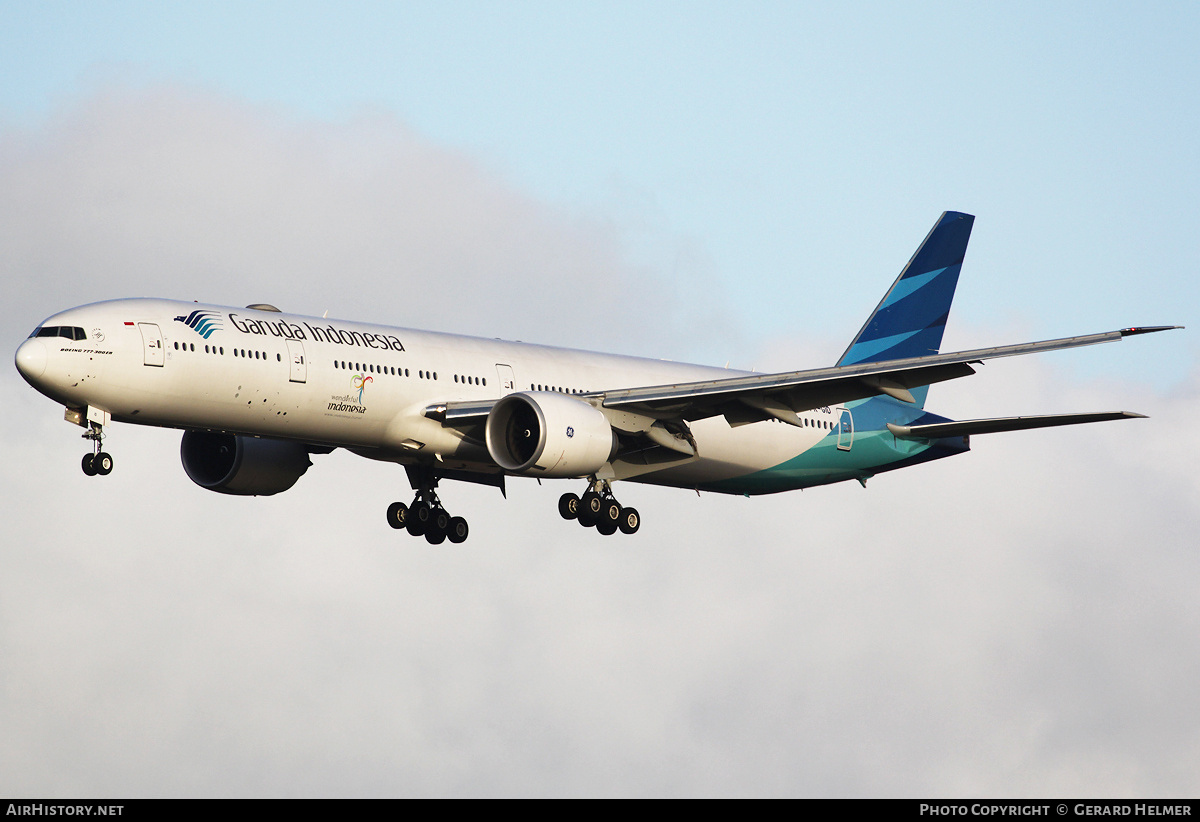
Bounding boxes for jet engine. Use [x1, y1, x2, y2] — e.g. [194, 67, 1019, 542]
[485, 392, 617, 478]
[181, 431, 312, 496]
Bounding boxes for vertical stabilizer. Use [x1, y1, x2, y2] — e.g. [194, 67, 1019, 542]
[836, 211, 974, 406]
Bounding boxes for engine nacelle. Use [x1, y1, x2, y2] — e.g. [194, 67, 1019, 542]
[181, 431, 312, 496]
[485, 392, 617, 478]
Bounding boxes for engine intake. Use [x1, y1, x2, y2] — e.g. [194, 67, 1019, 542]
[485, 392, 616, 477]
[181, 431, 312, 496]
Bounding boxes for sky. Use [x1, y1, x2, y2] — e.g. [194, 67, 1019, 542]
[2, 1, 1198, 798]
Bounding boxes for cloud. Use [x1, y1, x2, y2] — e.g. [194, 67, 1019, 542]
[2, 86, 1197, 797]
[0, 84, 728, 360]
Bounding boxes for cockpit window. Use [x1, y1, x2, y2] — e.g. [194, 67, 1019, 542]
[32, 326, 86, 341]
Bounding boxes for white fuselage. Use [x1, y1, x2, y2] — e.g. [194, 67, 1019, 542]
[16, 298, 855, 491]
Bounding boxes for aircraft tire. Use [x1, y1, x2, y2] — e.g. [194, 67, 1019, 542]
[447, 516, 469, 544]
[602, 501, 621, 526]
[579, 491, 601, 526]
[386, 501, 408, 529]
[596, 518, 618, 536]
[618, 507, 640, 535]
[432, 507, 451, 534]
[584, 492, 603, 518]
[81, 453, 98, 476]
[425, 527, 446, 545]
[558, 493, 579, 520]
[406, 502, 429, 537]
[94, 452, 113, 476]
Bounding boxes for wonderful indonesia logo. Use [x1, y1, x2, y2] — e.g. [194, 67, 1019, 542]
[327, 373, 372, 414]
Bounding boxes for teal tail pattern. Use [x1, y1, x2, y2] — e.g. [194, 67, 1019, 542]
[835, 211, 974, 408]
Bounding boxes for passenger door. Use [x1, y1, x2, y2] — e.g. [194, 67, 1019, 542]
[139, 323, 164, 367]
[836, 408, 854, 451]
[495, 364, 516, 395]
[285, 339, 307, 383]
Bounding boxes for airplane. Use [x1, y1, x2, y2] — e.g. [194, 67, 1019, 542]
[13, 211, 1180, 544]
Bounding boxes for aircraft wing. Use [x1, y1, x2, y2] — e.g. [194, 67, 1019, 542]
[598, 326, 1178, 424]
[426, 326, 1178, 430]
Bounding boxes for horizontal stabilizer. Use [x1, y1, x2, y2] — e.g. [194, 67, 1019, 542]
[887, 411, 1147, 440]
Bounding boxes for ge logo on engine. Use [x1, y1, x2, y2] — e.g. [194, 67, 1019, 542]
[566, 426, 574, 438]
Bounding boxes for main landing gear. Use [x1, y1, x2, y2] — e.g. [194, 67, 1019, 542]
[559, 480, 640, 536]
[385, 471, 469, 545]
[80, 423, 113, 477]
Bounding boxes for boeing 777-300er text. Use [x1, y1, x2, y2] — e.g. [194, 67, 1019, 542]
[14, 212, 1180, 543]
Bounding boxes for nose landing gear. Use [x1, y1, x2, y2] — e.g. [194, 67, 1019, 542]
[80, 423, 113, 477]
[559, 480, 640, 536]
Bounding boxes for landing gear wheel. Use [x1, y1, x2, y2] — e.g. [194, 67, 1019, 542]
[558, 493, 579, 520]
[601, 501, 621, 527]
[578, 490, 602, 527]
[399, 467, 470, 544]
[94, 452, 113, 475]
[584, 491, 604, 518]
[618, 507, 640, 535]
[447, 516, 469, 544]
[422, 507, 449, 545]
[82, 453, 97, 476]
[386, 501, 409, 530]
[596, 518, 618, 536]
[432, 507, 450, 534]
[406, 501, 430, 537]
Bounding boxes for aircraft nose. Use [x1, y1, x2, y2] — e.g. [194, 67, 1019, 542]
[15, 338, 47, 381]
